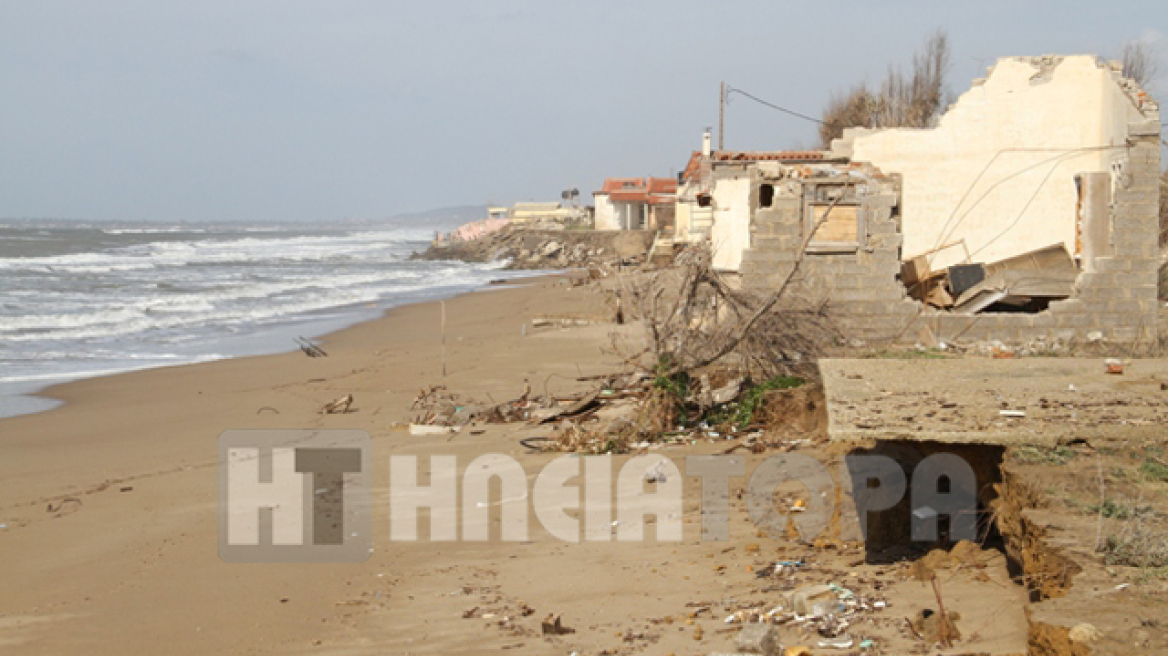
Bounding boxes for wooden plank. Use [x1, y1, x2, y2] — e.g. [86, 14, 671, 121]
[809, 204, 858, 243]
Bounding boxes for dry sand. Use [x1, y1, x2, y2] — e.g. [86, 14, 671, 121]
[0, 275, 1036, 655]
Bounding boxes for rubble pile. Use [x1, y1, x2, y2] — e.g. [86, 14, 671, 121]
[412, 226, 654, 270]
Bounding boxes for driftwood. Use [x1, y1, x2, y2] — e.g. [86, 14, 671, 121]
[297, 336, 328, 358]
[320, 394, 353, 414]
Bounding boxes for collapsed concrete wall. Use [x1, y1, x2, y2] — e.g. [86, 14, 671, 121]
[742, 56, 1161, 346]
[839, 56, 1150, 272]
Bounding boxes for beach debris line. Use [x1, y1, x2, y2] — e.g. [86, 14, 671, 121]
[406, 368, 825, 454]
[405, 246, 835, 450]
[296, 336, 328, 358]
[320, 394, 354, 414]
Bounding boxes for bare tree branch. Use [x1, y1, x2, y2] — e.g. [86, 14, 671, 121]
[1122, 40, 1159, 88]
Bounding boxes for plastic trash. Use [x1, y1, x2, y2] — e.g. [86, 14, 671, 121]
[644, 460, 667, 483]
[816, 634, 854, 649]
[791, 584, 837, 617]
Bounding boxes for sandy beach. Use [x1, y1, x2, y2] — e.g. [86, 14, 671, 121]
[1, 274, 1045, 656]
[0, 275, 632, 654]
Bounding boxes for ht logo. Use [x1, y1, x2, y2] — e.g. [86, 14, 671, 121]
[218, 430, 371, 563]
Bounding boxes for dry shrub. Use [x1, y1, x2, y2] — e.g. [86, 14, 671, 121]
[819, 30, 951, 147]
[617, 246, 834, 384]
[1101, 513, 1168, 569]
[612, 245, 837, 440]
[1122, 40, 1159, 89]
[608, 199, 851, 436]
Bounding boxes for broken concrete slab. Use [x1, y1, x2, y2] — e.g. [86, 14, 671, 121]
[952, 268, 1078, 313]
[982, 242, 1076, 278]
[820, 357, 1168, 445]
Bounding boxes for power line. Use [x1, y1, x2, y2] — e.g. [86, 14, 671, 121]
[931, 145, 1127, 255]
[724, 86, 825, 126]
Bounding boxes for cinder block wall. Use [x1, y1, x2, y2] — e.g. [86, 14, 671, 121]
[741, 181, 921, 342]
[741, 107, 1162, 346]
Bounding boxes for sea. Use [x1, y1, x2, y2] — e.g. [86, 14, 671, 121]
[0, 220, 510, 418]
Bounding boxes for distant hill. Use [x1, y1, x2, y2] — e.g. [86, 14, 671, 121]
[382, 205, 488, 230]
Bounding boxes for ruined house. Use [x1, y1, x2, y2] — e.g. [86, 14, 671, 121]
[716, 55, 1160, 345]
[675, 132, 831, 271]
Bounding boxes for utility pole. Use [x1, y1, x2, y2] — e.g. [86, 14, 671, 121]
[718, 81, 726, 151]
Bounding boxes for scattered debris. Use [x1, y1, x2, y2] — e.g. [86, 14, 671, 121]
[735, 623, 781, 655]
[643, 460, 668, 483]
[320, 394, 354, 414]
[816, 634, 854, 650]
[409, 424, 458, 436]
[46, 497, 82, 515]
[540, 614, 575, 635]
[906, 243, 1078, 314]
[910, 607, 961, 646]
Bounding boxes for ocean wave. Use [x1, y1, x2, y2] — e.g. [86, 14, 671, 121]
[0, 265, 500, 342]
[0, 354, 227, 384]
[0, 228, 431, 272]
[103, 227, 208, 235]
[0, 224, 507, 406]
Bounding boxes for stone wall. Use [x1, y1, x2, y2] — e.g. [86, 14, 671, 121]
[740, 174, 921, 342]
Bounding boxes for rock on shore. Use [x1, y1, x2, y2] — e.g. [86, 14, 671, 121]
[412, 226, 656, 269]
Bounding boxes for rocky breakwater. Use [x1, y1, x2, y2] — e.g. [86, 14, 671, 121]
[412, 226, 656, 270]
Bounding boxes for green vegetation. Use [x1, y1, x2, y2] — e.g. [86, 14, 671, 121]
[732, 375, 804, 427]
[1091, 499, 1136, 519]
[1010, 445, 1077, 466]
[1140, 458, 1168, 483]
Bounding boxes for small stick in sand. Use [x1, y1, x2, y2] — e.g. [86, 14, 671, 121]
[320, 394, 354, 414]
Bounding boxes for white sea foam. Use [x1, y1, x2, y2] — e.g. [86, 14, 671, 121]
[0, 223, 505, 416]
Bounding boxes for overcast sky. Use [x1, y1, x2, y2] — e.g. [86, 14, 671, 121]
[1, 1, 1164, 222]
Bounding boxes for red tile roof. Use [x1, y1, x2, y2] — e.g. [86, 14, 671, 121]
[600, 177, 645, 194]
[598, 177, 678, 200]
[646, 177, 677, 194]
